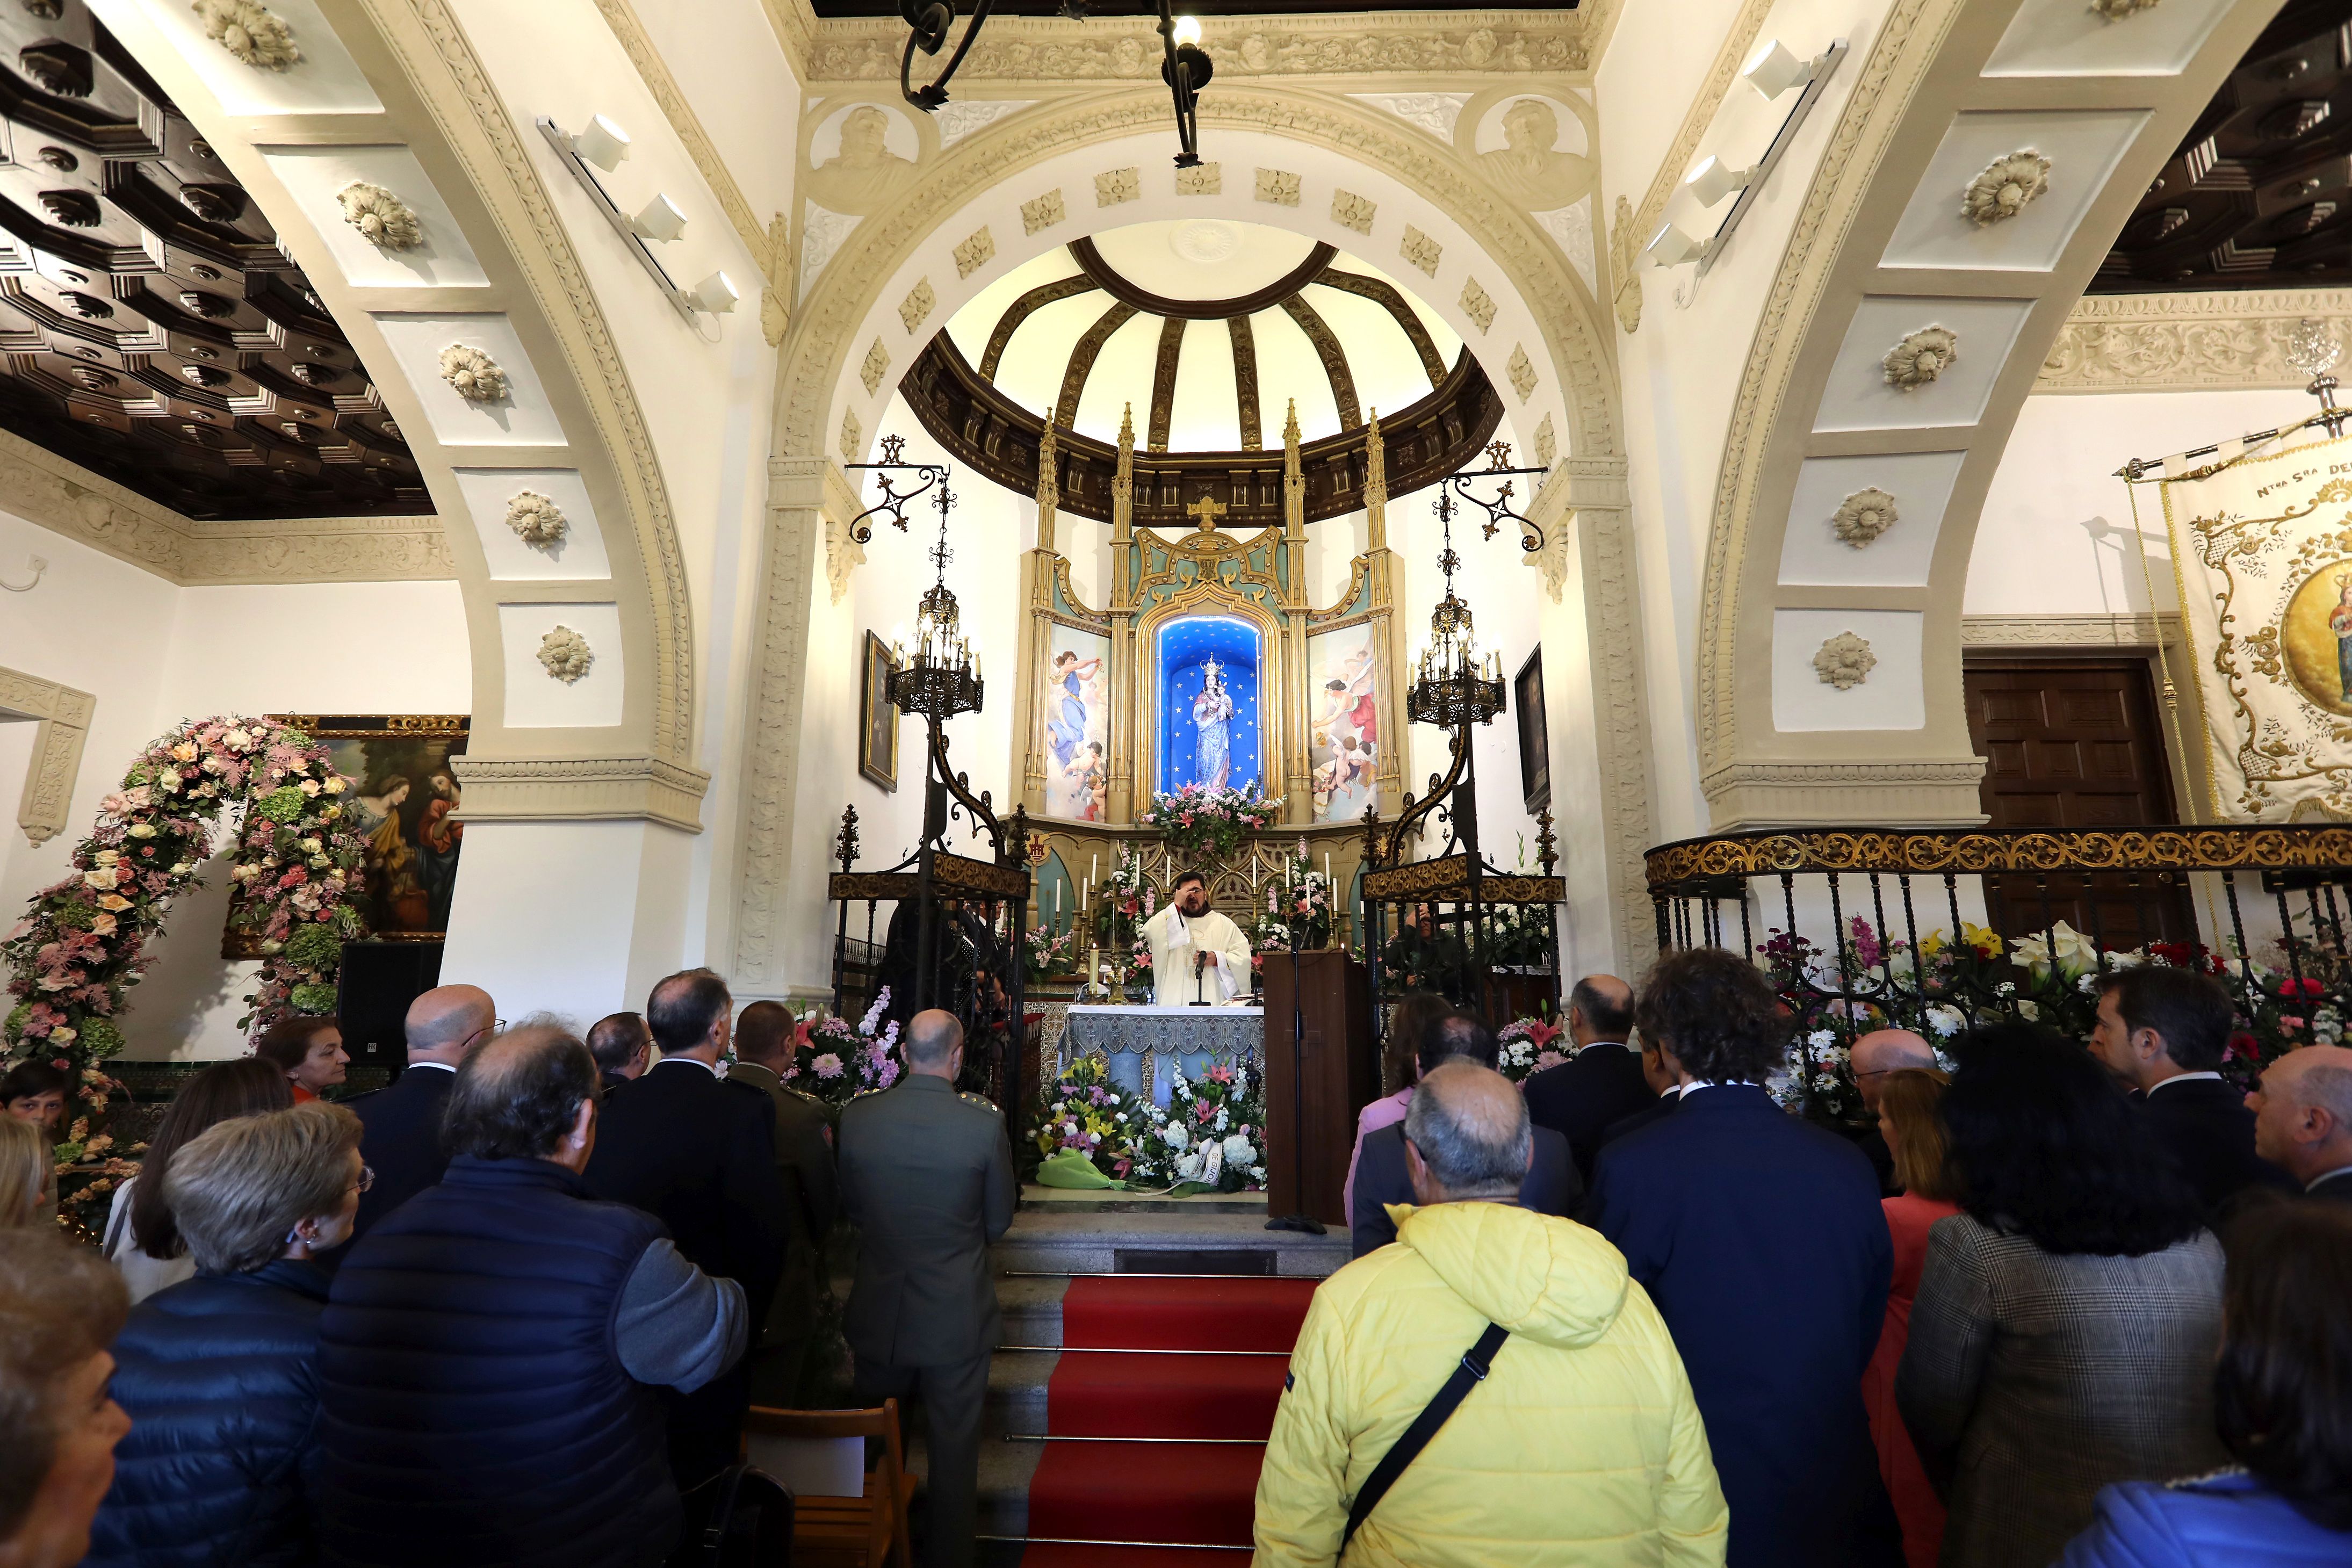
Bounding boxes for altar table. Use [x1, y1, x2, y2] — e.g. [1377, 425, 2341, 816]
[1058, 1003, 1264, 1107]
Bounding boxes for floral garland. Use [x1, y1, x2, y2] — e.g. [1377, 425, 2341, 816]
[773, 989, 903, 1113]
[2, 717, 365, 1212]
[1138, 782, 1279, 861]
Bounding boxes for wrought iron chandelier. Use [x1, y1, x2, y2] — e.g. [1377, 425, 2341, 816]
[898, 0, 1211, 168]
[887, 475, 984, 720]
[1408, 485, 1505, 729]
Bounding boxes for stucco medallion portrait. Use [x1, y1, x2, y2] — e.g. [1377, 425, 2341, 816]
[1473, 97, 1594, 211]
[804, 103, 920, 217]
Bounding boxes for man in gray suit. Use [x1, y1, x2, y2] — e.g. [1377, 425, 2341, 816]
[839, 1009, 1015, 1568]
[730, 1001, 839, 1406]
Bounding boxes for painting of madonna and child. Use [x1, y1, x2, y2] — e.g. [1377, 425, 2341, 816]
[221, 715, 469, 955]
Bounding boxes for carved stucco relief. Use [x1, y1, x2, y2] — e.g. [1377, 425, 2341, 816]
[2038, 289, 2352, 391]
[0, 667, 93, 847]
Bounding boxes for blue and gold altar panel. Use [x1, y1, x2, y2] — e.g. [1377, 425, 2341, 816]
[1156, 614, 1262, 796]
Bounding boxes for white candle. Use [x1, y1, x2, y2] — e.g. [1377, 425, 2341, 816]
[1091, 853, 1099, 886]
[1325, 852, 1333, 886]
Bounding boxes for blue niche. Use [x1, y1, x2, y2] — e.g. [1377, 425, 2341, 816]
[1156, 615, 1263, 798]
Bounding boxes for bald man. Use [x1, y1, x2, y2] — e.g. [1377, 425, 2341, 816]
[838, 1010, 1014, 1568]
[1522, 974, 1654, 1183]
[2248, 1045, 2352, 1201]
[348, 983, 497, 1238]
[1850, 1030, 1938, 1196]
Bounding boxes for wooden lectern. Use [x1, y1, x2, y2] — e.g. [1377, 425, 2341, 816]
[1261, 950, 1376, 1226]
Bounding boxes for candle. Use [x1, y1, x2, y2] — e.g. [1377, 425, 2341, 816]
[1325, 852, 1333, 887]
[1091, 853, 1099, 887]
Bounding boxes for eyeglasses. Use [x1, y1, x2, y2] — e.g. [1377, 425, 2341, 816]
[351, 1165, 376, 1195]
[460, 1018, 508, 1049]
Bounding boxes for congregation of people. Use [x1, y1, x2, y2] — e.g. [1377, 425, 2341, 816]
[0, 946, 2347, 1567]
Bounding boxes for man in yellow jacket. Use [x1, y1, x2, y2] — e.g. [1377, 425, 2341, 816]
[1252, 1061, 1728, 1566]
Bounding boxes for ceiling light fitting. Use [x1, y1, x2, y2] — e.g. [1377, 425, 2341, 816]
[536, 117, 729, 323]
[1158, 6, 1213, 169]
[1653, 37, 1849, 279]
[892, 0, 1209, 169]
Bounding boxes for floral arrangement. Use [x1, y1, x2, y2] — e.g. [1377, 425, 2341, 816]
[1496, 1013, 1568, 1083]
[1029, 1053, 1158, 1181]
[1023, 924, 1085, 983]
[1752, 913, 2324, 1122]
[775, 989, 903, 1114]
[1132, 1061, 1267, 1193]
[1025, 1055, 1268, 1193]
[1086, 849, 1153, 951]
[1139, 782, 1279, 861]
[1252, 839, 1333, 951]
[3, 717, 366, 1219]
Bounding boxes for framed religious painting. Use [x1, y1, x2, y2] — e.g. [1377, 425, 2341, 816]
[860, 631, 900, 791]
[1513, 649, 1550, 811]
[221, 714, 470, 957]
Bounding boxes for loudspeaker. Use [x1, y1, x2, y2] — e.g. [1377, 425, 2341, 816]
[337, 942, 444, 1071]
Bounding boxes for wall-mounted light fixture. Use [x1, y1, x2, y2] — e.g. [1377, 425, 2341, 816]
[629, 193, 688, 243]
[1682, 155, 1753, 208]
[687, 271, 739, 315]
[537, 117, 729, 322]
[573, 114, 632, 172]
[1650, 37, 1850, 279]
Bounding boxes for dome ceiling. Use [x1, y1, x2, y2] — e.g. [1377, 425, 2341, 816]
[944, 218, 1461, 452]
[899, 217, 1504, 530]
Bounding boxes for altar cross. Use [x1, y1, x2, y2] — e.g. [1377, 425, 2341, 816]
[1186, 494, 1228, 533]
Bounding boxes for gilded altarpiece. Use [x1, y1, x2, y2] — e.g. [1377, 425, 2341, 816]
[1014, 409, 1409, 915]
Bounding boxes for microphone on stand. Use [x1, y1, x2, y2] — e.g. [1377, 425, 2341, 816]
[1192, 920, 1210, 1006]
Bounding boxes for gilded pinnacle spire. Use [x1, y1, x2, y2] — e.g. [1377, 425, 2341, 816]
[1119, 401, 1135, 449]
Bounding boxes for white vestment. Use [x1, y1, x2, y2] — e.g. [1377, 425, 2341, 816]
[1140, 905, 1252, 1006]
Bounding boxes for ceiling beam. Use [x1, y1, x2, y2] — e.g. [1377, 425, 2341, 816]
[1278, 293, 1360, 429]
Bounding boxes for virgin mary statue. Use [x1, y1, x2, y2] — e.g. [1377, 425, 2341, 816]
[1193, 658, 1235, 789]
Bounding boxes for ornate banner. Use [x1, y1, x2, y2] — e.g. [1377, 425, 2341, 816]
[2164, 427, 2352, 819]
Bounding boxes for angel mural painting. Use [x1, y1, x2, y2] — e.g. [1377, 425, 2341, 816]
[1194, 657, 1236, 789]
[1041, 634, 1109, 820]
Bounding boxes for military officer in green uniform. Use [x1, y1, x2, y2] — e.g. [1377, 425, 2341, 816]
[839, 1008, 1016, 1568]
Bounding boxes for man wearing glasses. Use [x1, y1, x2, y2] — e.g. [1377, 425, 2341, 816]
[347, 984, 499, 1239]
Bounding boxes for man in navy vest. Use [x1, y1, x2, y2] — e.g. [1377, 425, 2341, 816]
[347, 983, 497, 1239]
[319, 1023, 746, 1568]
[583, 970, 790, 1487]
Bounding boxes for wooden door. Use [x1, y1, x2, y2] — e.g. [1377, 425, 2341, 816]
[1963, 657, 2196, 949]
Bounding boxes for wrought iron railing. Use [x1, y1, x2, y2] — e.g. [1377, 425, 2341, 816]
[1645, 825, 2352, 1122]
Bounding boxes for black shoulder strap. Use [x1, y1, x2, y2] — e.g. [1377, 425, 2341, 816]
[1339, 1321, 1509, 1555]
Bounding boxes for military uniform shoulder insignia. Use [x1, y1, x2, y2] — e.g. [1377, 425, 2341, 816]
[957, 1090, 1003, 1115]
[782, 1084, 824, 1104]
[849, 1084, 889, 1101]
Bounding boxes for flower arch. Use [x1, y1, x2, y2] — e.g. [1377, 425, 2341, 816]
[3, 716, 367, 1155]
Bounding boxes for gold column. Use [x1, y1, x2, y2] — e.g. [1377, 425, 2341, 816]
[1107, 406, 1138, 825]
[1281, 400, 1312, 825]
[1363, 410, 1403, 813]
[1018, 423, 1062, 813]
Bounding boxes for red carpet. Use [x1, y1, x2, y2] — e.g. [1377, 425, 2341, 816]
[1022, 1276, 1318, 1559]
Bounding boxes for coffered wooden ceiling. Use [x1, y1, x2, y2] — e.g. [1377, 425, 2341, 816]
[808, 2, 1571, 15]
[2094, 0, 2352, 293]
[0, 0, 425, 522]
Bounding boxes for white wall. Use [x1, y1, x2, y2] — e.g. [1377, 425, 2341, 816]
[1965, 388, 2319, 617]
[1599, 0, 1900, 838]
[769, 397, 1023, 996]
[445, 0, 782, 980]
[0, 508, 469, 1060]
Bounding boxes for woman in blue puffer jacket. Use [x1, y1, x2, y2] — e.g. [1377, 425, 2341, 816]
[85, 1101, 366, 1568]
[2060, 1198, 2352, 1567]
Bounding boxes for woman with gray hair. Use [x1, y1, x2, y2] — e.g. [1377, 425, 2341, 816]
[83, 1101, 366, 1568]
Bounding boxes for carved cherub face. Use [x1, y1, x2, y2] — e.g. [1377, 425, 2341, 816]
[1501, 99, 1557, 156]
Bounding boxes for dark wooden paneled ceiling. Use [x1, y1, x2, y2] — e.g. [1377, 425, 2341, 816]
[2095, 0, 2352, 293]
[0, 0, 424, 521]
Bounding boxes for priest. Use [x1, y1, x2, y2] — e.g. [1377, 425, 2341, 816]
[1139, 870, 1253, 1006]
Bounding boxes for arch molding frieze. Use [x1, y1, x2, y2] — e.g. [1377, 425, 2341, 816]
[0, 667, 93, 847]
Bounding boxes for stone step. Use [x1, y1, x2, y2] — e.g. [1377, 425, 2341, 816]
[998, 1273, 1072, 1348]
[992, 1209, 1351, 1279]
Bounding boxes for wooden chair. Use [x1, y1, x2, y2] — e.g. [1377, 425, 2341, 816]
[740, 1401, 913, 1568]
